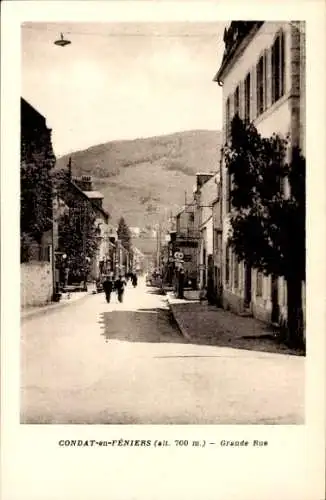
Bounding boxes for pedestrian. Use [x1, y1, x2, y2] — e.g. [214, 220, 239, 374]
[102, 275, 113, 303]
[115, 275, 126, 303]
[207, 277, 216, 305]
[132, 273, 138, 288]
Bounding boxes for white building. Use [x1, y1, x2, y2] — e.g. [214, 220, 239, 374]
[214, 21, 305, 326]
[194, 173, 216, 289]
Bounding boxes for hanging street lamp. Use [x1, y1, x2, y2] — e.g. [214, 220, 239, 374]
[54, 33, 71, 47]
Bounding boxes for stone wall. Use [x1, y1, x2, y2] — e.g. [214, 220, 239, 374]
[21, 262, 53, 308]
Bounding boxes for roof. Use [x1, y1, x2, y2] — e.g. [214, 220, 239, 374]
[213, 22, 264, 84]
[21, 97, 47, 130]
[175, 201, 196, 218]
[69, 181, 109, 222]
[83, 191, 104, 199]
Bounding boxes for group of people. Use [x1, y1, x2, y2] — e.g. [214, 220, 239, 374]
[126, 272, 138, 288]
[101, 272, 138, 304]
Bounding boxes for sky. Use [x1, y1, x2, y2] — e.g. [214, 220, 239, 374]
[22, 22, 225, 157]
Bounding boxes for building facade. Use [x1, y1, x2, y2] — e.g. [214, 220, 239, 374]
[21, 98, 56, 307]
[73, 175, 110, 280]
[214, 21, 306, 325]
[56, 169, 110, 286]
[174, 200, 200, 289]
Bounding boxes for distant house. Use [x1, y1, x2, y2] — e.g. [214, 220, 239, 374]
[20, 97, 56, 307]
[170, 199, 200, 290]
[194, 172, 222, 302]
[72, 175, 109, 280]
[56, 166, 110, 283]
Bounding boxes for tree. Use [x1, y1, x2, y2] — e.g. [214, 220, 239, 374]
[224, 114, 305, 348]
[117, 217, 132, 252]
[54, 169, 101, 282]
[21, 123, 56, 260]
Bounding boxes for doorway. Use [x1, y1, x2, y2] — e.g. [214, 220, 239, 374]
[271, 274, 279, 323]
[244, 264, 252, 308]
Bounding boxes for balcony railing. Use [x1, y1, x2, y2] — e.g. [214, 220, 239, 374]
[175, 228, 201, 239]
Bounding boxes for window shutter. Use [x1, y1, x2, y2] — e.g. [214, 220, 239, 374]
[265, 47, 272, 109]
[263, 49, 268, 111]
[280, 30, 285, 96]
[250, 67, 256, 120]
[239, 81, 244, 119]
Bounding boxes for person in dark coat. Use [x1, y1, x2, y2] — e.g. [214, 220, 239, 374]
[131, 273, 138, 287]
[102, 275, 113, 303]
[115, 275, 126, 303]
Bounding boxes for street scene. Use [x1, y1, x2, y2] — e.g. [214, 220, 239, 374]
[21, 21, 305, 424]
[21, 277, 303, 424]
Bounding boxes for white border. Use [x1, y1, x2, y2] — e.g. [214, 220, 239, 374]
[1, 2, 325, 500]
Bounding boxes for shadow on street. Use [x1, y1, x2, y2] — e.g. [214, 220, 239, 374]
[97, 301, 303, 357]
[170, 302, 305, 357]
[98, 307, 188, 344]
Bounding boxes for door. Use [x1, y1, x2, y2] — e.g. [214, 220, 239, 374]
[271, 274, 279, 323]
[244, 264, 252, 308]
[202, 248, 207, 287]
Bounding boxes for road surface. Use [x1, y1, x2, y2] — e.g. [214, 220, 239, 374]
[21, 278, 304, 424]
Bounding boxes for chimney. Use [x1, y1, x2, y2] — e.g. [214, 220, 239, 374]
[81, 175, 93, 191]
[74, 175, 93, 191]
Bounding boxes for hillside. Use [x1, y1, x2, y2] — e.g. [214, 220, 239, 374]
[56, 130, 222, 254]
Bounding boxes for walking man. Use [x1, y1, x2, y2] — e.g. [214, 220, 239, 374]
[102, 275, 113, 303]
[115, 275, 126, 303]
[131, 272, 138, 288]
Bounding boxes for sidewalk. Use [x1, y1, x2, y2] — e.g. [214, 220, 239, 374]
[166, 292, 304, 356]
[21, 283, 96, 321]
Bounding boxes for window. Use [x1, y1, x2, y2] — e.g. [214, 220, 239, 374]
[256, 271, 263, 296]
[225, 244, 230, 284]
[225, 97, 230, 138]
[234, 86, 240, 116]
[272, 31, 285, 104]
[226, 171, 232, 213]
[256, 54, 267, 115]
[244, 72, 251, 123]
[188, 212, 194, 234]
[233, 253, 239, 289]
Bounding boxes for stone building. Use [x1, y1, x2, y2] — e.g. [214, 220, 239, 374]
[56, 166, 110, 285]
[214, 21, 306, 326]
[173, 199, 200, 290]
[72, 174, 110, 280]
[194, 173, 216, 291]
[20, 98, 56, 307]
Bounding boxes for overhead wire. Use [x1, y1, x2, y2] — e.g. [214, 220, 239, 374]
[21, 24, 224, 38]
[21, 22, 305, 38]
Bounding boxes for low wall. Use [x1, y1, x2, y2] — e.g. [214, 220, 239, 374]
[222, 289, 245, 315]
[21, 262, 53, 308]
[251, 301, 272, 323]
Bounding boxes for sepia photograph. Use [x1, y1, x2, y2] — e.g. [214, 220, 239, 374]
[20, 20, 306, 425]
[3, 1, 326, 499]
